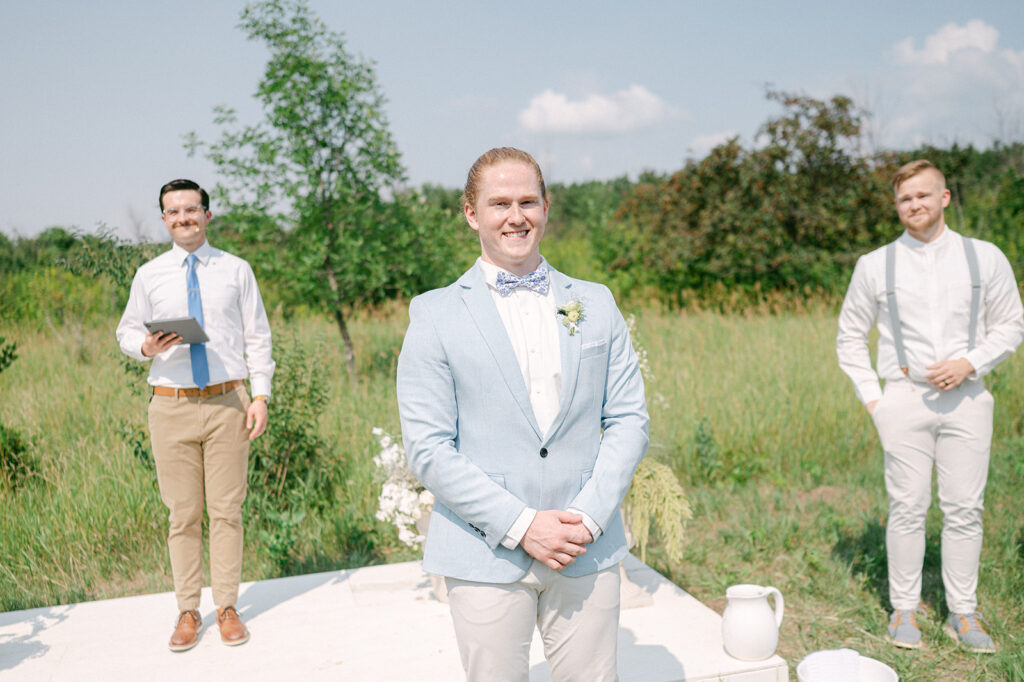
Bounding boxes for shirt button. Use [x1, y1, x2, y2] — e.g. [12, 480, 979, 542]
[539, 448, 548, 458]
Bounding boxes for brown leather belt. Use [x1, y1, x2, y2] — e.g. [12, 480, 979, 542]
[152, 380, 244, 399]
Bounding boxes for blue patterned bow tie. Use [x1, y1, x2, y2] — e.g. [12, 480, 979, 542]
[495, 267, 549, 297]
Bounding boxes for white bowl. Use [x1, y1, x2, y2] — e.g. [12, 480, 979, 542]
[796, 648, 898, 682]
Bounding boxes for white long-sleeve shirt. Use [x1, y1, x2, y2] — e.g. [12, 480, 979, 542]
[476, 258, 601, 549]
[837, 227, 1024, 405]
[116, 240, 275, 397]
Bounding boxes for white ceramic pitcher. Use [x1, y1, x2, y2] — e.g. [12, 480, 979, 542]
[721, 584, 784, 661]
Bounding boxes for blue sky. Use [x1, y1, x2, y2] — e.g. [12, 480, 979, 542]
[2, 1, 1023, 240]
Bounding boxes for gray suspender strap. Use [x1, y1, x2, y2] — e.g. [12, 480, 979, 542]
[886, 235, 982, 377]
[962, 234, 981, 351]
[885, 243, 910, 376]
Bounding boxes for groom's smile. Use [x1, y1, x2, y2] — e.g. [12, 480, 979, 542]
[465, 160, 548, 276]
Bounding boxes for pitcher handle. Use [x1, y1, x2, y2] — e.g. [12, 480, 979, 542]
[765, 586, 784, 627]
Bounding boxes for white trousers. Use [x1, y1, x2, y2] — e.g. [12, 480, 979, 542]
[871, 378, 993, 614]
[444, 561, 621, 682]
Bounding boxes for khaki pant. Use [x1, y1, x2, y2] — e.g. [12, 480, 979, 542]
[149, 385, 250, 611]
[445, 562, 621, 682]
[872, 378, 993, 614]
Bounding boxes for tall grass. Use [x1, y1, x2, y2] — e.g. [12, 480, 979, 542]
[632, 308, 1024, 681]
[2, 306, 1022, 679]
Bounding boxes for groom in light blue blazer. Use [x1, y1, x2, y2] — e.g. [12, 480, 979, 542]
[397, 148, 649, 681]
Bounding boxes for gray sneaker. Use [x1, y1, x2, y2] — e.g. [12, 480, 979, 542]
[944, 612, 996, 653]
[887, 609, 923, 649]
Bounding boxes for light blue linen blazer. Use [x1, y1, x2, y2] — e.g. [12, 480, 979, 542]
[396, 264, 649, 583]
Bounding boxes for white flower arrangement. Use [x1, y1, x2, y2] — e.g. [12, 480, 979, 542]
[372, 427, 433, 549]
[626, 313, 668, 409]
[557, 298, 585, 335]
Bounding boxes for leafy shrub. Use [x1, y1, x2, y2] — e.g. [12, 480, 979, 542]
[693, 416, 721, 482]
[0, 338, 15, 374]
[0, 338, 33, 488]
[0, 422, 33, 489]
[257, 509, 308, 575]
[120, 421, 153, 470]
[245, 332, 335, 522]
[0, 268, 111, 326]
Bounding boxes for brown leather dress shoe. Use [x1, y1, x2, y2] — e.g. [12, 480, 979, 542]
[217, 605, 250, 646]
[168, 609, 202, 652]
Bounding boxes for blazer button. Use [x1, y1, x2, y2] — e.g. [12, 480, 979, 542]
[539, 448, 548, 458]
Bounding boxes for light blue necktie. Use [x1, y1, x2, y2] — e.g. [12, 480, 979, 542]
[495, 266, 550, 296]
[186, 254, 210, 389]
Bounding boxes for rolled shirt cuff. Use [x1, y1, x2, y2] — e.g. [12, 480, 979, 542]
[500, 507, 537, 550]
[123, 332, 150, 362]
[855, 380, 883, 406]
[248, 375, 272, 399]
[962, 350, 986, 379]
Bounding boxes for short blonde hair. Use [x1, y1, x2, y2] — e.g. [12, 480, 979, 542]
[891, 159, 946, 192]
[462, 147, 548, 209]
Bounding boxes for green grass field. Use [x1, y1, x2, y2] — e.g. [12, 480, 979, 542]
[2, 307, 1022, 680]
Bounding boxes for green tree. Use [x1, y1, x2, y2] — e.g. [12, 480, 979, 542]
[60, 229, 167, 389]
[615, 90, 895, 305]
[990, 167, 1024, 274]
[188, 0, 420, 374]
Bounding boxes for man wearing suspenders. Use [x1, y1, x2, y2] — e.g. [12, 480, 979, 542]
[837, 160, 1024, 653]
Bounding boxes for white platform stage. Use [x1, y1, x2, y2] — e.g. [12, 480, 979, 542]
[0, 554, 787, 681]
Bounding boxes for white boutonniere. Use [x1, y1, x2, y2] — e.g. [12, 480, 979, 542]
[557, 299, 585, 336]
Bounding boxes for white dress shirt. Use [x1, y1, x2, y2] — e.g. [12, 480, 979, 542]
[837, 227, 1024, 405]
[116, 240, 275, 397]
[476, 258, 602, 550]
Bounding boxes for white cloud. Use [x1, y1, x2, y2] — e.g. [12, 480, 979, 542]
[876, 20, 1024, 146]
[1001, 47, 1024, 73]
[893, 19, 998, 65]
[519, 85, 676, 135]
[688, 131, 738, 157]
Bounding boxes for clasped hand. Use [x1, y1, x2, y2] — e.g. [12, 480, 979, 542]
[925, 357, 974, 391]
[521, 510, 594, 571]
[867, 357, 976, 415]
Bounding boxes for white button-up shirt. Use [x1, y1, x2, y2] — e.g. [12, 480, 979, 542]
[116, 240, 275, 397]
[476, 258, 601, 549]
[837, 227, 1024, 405]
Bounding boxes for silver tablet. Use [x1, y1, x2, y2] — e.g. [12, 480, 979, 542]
[144, 317, 210, 345]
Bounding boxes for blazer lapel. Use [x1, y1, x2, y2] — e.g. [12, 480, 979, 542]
[457, 267, 543, 439]
[545, 267, 582, 444]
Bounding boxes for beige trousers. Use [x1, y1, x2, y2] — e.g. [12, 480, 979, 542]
[445, 561, 621, 682]
[872, 378, 993, 614]
[148, 385, 250, 611]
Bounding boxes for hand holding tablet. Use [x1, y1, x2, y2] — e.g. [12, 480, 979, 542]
[144, 317, 210, 345]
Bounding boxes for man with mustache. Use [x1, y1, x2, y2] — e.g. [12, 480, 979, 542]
[837, 160, 1023, 653]
[116, 178, 274, 651]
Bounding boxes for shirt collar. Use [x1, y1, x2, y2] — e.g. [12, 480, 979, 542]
[898, 224, 955, 252]
[172, 240, 213, 266]
[477, 256, 549, 291]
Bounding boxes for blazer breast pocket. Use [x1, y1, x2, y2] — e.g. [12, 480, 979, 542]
[580, 340, 608, 359]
